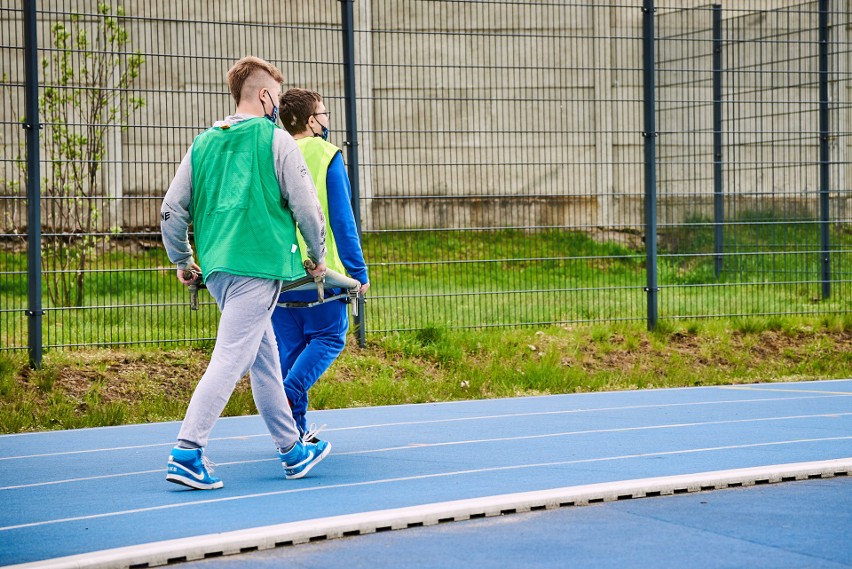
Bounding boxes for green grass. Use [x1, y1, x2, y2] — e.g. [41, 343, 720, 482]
[1, 246, 221, 348]
[1, 316, 850, 433]
[362, 222, 852, 330]
[2, 218, 851, 347]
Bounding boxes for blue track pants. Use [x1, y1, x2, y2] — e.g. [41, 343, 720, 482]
[271, 299, 348, 434]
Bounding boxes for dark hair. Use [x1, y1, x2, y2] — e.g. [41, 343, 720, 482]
[279, 88, 323, 135]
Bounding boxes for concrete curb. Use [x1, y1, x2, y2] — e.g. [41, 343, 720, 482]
[12, 457, 852, 569]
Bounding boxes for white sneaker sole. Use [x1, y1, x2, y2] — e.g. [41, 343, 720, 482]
[166, 473, 224, 490]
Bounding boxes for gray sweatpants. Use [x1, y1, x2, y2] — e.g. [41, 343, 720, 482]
[177, 272, 300, 452]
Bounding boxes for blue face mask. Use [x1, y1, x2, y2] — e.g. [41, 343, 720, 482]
[263, 91, 279, 124]
[310, 112, 330, 140]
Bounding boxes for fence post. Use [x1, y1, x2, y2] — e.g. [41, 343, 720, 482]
[23, 0, 43, 368]
[339, 0, 366, 347]
[642, 0, 658, 330]
[818, 0, 831, 299]
[712, 5, 724, 278]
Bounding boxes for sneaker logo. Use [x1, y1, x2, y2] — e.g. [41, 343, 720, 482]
[187, 468, 207, 481]
[171, 460, 207, 481]
[287, 450, 315, 470]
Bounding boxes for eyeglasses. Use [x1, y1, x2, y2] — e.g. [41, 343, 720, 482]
[311, 111, 331, 118]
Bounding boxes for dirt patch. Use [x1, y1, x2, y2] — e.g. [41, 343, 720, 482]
[24, 348, 255, 407]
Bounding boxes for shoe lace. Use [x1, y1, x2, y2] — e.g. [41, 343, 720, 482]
[201, 455, 217, 474]
[302, 423, 326, 442]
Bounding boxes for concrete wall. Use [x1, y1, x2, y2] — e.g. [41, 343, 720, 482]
[1, 0, 849, 236]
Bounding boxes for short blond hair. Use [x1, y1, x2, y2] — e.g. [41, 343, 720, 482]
[226, 56, 284, 104]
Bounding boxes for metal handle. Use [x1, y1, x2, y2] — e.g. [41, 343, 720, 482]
[183, 270, 200, 311]
[303, 259, 324, 303]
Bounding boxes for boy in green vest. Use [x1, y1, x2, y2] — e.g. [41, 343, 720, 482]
[272, 89, 370, 441]
[160, 57, 331, 490]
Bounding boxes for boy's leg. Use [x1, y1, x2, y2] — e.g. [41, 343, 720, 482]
[250, 318, 301, 451]
[283, 300, 348, 430]
[271, 307, 309, 433]
[176, 273, 288, 449]
[271, 306, 307, 384]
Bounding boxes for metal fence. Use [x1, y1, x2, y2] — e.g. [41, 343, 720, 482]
[1, 0, 850, 363]
[655, 1, 851, 323]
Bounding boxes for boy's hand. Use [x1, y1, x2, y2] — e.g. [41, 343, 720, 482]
[177, 262, 202, 286]
[303, 259, 327, 278]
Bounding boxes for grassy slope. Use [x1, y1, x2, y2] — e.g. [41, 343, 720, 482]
[2, 316, 850, 433]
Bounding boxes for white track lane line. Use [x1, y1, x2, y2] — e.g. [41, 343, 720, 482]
[341, 412, 852, 455]
[2, 436, 851, 532]
[721, 386, 852, 395]
[1, 393, 848, 461]
[2, 412, 850, 490]
[10, 458, 849, 569]
[2, 380, 849, 441]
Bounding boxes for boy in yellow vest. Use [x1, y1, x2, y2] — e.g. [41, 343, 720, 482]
[160, 59, 331, 489]
[272, 89, 370, 441]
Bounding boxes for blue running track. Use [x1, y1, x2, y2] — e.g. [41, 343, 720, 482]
[1, 379, 850, 568]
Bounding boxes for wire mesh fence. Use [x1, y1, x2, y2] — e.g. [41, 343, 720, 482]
[1, 1, 344, 352]
[1, 0, 850, 357]
[361, 2, 650, 331]
[655, 1, 851, 321]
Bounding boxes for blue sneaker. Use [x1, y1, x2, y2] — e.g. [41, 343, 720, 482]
[279, 439, 331, 480]
[166, 447, 223, 490]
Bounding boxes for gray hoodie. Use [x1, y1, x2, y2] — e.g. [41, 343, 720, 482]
[160, 114, 326, 271]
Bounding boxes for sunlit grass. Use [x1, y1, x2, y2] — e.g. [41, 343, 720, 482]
[1, 314, 851, 433]
[2, 221, 851, 348]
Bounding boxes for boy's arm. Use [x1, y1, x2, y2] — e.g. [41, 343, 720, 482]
[160, 149, 197, 272]
[326, 152, 369, 286]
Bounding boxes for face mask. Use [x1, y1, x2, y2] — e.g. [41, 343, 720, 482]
[315, 124, 329, 141]
[310, 112, 330, 140]
[263, 91, 279, 124]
